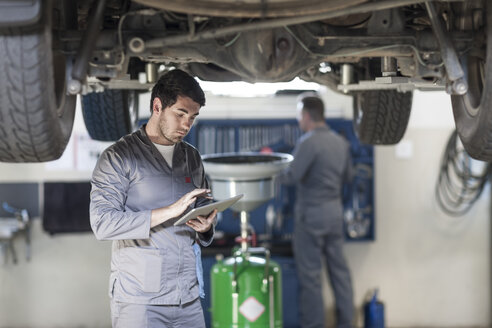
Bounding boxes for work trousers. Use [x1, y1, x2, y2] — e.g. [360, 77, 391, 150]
[293, 223, 354, 328]
[111, 297, 205, 328]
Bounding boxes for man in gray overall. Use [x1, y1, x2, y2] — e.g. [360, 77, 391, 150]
[90, 69, 217, 327]
[279, 94, 354, 328]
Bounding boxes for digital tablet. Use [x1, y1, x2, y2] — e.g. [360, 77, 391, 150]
[174, 194, 244, 226]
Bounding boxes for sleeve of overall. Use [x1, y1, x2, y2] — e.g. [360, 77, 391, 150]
[277, 137, 316, 185]
[90, 147, 152, 240]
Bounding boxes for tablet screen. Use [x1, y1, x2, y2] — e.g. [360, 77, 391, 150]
[173, 194, 244, 226]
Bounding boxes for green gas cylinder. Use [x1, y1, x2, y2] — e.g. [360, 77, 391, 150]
[211, 248, 282, 328]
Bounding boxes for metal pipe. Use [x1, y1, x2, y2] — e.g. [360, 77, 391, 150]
[240, 211, 249, 252]
[232, 289, 239, 327]
[382, 56, 397, 76]
[263, 249, 270, 290]
[145, 62, 158, 83]
[145, 0, 443, 49]
[231, 249, 240, 327]
[341, 64, 354, 85]
[269, 275, 275, 328]
[68, 0, 107, 94]
[425, 2, 468, 95]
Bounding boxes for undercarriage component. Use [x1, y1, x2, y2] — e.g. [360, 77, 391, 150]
[142, 0, 442, 49]
[68, 0, 108, 95]
[1, 0, 490, 162]
[341, 64, 355, 89]
[134, 0, 367, 18]
[425, 2, 468, 95]
[338, 76, 445, 93]
[145, 63, 158, 83]
[381, 57, 397, 76]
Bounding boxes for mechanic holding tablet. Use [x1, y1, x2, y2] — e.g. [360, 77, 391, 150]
[89, 69, 217, 328]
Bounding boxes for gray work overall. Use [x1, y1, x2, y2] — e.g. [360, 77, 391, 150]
[90, 126, 214, 327]
[279, 125, 354, 328]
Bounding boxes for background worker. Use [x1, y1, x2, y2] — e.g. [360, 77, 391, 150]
[90, 69, 216, 328]
[279, 93, 354, 328]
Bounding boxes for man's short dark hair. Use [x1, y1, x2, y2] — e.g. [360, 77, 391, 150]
[150, 69, 206, 113]
[298, 93, 325, 122]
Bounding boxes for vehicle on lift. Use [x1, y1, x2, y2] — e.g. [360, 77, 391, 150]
[0, 0, 489, 162]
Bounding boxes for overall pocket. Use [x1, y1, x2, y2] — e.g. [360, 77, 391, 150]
[119, 247, 163, 293]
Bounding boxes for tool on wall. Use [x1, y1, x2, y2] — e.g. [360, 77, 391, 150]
[344, 163, 373, 238]
[0, 202, 30, 264]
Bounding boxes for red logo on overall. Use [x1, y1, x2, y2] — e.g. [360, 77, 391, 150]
[185, 177, 192, 183]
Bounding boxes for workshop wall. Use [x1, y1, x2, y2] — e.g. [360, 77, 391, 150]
[0, 90, 489, 327]
[343, 91, 490, 327]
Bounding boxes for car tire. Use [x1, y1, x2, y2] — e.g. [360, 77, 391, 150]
[0, 3, 76, 162]
[450, 3, 492, 161]
[82, 90, 139, 141]
[353, 90, 413, 145]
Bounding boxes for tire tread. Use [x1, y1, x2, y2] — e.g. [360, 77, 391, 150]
[356, 90, 412, 145]
[82, 90, 132, 142]
[0, 21, 75, 162]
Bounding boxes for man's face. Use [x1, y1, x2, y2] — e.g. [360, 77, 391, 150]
[157, 95, 200, 145]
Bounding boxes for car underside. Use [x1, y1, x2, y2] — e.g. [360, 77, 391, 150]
[0, 0, 490, 162]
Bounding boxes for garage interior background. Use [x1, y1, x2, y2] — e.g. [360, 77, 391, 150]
[0, 87, 489, 328]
